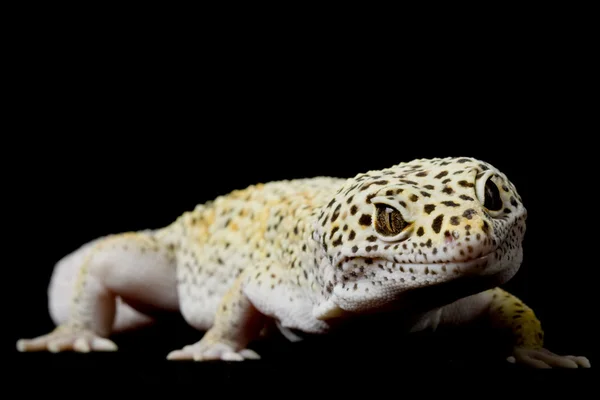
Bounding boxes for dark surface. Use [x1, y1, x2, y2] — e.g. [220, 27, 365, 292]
[6, 15, 596, 391]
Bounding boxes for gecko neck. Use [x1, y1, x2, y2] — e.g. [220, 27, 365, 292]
[302, 204, 342, 314]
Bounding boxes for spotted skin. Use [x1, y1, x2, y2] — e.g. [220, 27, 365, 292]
[16, 157, 590, 368]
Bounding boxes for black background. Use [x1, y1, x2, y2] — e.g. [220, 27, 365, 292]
[5, 10, 596, 392]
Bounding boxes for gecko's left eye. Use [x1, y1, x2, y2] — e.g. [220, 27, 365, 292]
[483, 179, 502, 211]
[374, 204, 408, 237]
[476, 171, 503, 212]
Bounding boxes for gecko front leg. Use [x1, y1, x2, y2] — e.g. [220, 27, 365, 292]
[437, 287, 591, 368]
[487, 288, 591, 369]
[166, 266, 266, 362]
[167, 260, 327, 362]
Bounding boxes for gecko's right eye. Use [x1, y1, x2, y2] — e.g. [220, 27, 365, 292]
[374, 204, 408, 237]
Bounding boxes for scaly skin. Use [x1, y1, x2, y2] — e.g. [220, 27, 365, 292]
[16, 157, 590, 368]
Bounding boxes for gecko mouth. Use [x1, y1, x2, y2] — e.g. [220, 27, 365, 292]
[316, 245, 522, 320]
[333, 247, 513, 287]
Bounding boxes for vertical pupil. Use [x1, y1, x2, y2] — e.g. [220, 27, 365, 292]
[375, 204, 406, 236]
[386, 208, 394, 231]
[484, 179, 502, 211]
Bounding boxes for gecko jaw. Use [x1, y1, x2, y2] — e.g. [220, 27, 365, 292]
[336, 251, 495, 280]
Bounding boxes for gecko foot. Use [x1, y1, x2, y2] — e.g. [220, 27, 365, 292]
[16, 325, 117, 353]
[166, 341, 261, 362]
[507, 347, 591, 369]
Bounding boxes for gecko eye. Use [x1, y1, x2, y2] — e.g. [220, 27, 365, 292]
[483, 179, 502, 211]
[374, 204, 408, 236]
[476, 171, 503, 212]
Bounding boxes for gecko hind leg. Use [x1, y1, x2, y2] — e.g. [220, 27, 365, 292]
[17, 230, 180, 353]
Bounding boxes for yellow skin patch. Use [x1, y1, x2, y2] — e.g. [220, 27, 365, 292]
[16, 157, 590, 368]
[488, 287, 543, 349]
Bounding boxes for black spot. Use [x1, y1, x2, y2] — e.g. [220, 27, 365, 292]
[482, 220, 490, 233]
[459, 195, 474, 201]
[401, 180, 418, 185]
[504, 208, 512, 214]
[450, 216, 460, 226]
[386, 190, 394, 196]
[372, 180, 389, 186]
[434, 171, 449, 179]
[424, 204, 436, 214]
[415, 171, 428, 177]
[410, 194, 419, 202]
[321, 215, 328, 227]
[399, 201, 407, 208]
[346, 195, 354, 204]
[327, 199, 336, 209]
[457, 158, 470, 163]
[352, 246, 358, 253]
[510, 197, 518, 207]
[350, 205, 358, 215]
[366, 194, 376, 204]
[331, 204, 342, 223]
[462, 209, 476, 219]
[420, 191, 431, 197]
[367, 235, 377, 242]
[424, 185, 435, 190]
[442, 187, 454, 195]
[349, 230, 356, 240]
[417, 227, 424, 236]
[330, 227, 340, 239]
[442, 201, 460, 207]
[359, 214, 372, 226]
[458, 180, 474, 188]
[432, 214, 444, 233]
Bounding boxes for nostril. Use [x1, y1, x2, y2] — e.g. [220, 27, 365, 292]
[444, 230, 461, 246]
[444, 230, 453, 244]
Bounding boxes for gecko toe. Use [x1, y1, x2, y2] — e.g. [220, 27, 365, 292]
[15, 326, 117, 354]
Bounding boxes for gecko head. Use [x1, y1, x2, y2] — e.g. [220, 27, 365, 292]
[313, 156, 527, 320]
